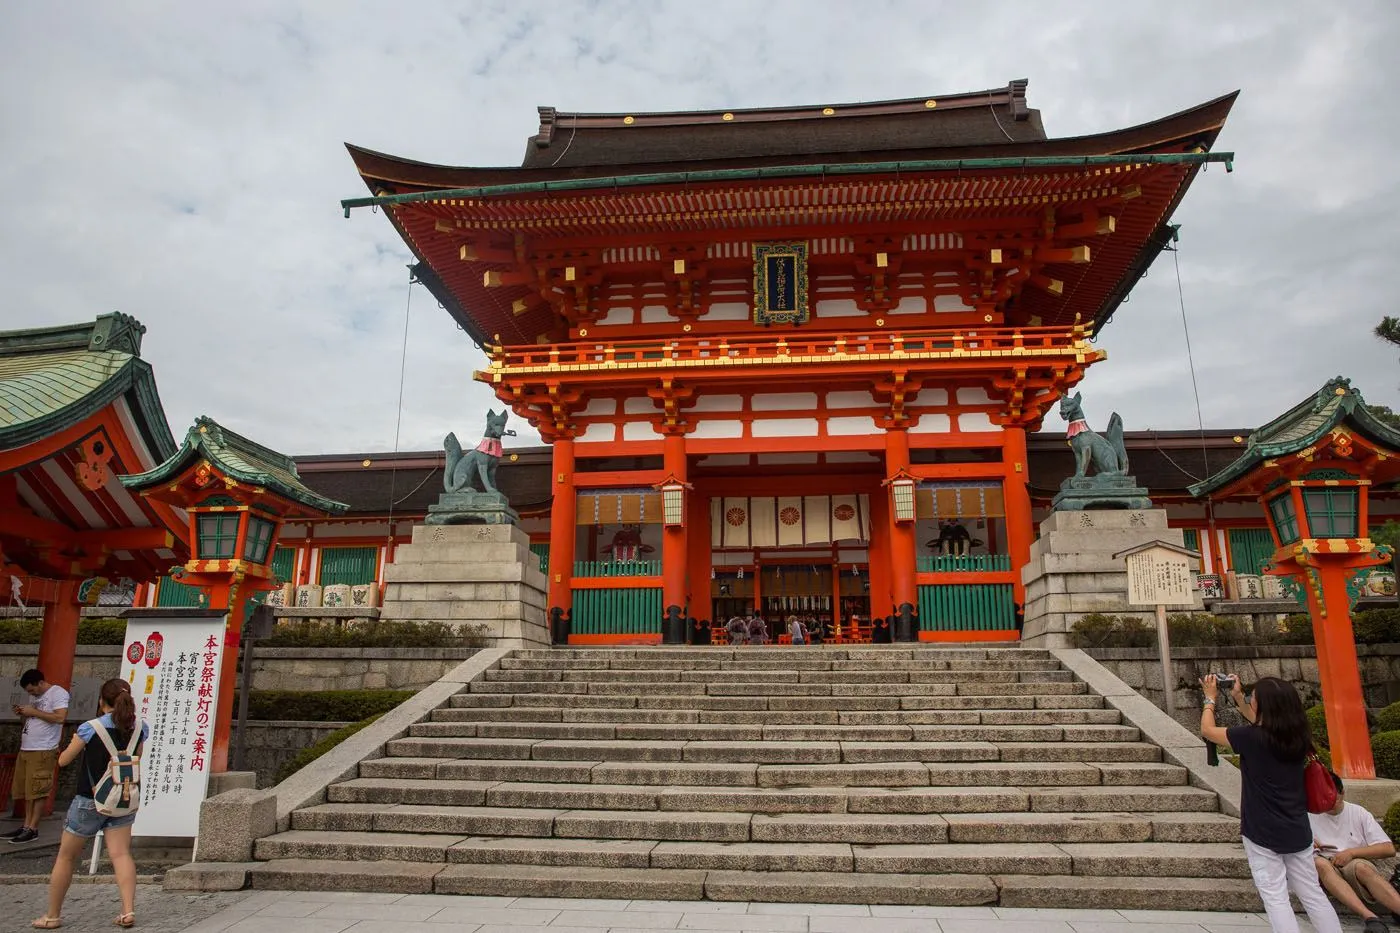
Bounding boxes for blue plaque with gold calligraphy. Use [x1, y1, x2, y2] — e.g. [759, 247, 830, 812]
[752, 242, 809, 325]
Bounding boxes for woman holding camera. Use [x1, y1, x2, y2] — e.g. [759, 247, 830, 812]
[1201, 674, 1341, 933]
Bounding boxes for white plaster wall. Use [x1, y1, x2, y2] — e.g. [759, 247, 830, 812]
[957, 412, 995, 432]
[827, 416, 878, 435]
[640, 305, 678, 323]
[752, 418, 820, 437]
[815, 299, 863, 318]
[909, 388, 949, 406]
[688, 420, 745, 439]
[826, 391, 877, 409]
[624, 397, 660, 415]
[689, 395, 745, 413]
[889, 296, 927, 314]
[957, 387, 992, 405]
[934, 294, 973, 313]
[581, 398, 618, 417]
[752, 392, 818, 411]
[578, 422, 617, 443]
[704, 303, 749, 321]
[910, 414, 953, 434]
[594, 307, 634, 326]
[622, 422, 658, 441]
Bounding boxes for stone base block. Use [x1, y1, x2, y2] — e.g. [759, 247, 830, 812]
[163, 862, 255, 892]
[1342, 778, 1400, 819]
[196, 789, 277, 862]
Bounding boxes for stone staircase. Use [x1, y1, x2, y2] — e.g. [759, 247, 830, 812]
[245, 646, 1263, 910]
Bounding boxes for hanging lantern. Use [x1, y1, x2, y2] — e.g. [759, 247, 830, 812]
[888, 474, 917, 524]
[656, 475, 691, 528]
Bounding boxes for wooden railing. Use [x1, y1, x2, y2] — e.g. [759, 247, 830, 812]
[574, 560, 663, 578]
[917, 554, 1013, 573]
[486, 325, 1090, 374]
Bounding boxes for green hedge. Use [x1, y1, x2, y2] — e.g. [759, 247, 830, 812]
[259, 619, 484, 648]
[1371, 730, 1400, 780]
[239, 689, 412, 722]
[1306, 704, 1329, 748]
[1376, 701, 1400, 735]
[1071, 609, 1400, 650]
[0, 617, 127, 645]
[1385, 799, 1400, 842]
[274, 714, 383, 784]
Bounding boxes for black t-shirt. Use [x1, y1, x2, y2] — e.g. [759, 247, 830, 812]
[76, 715, 148, 799]
[1228, 724, 1312, 853]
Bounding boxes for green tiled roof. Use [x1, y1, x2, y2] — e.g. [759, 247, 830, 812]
[122, 416, 348, 516]
[0, 313, 176, 456]
[1190, 377, 1400, 497]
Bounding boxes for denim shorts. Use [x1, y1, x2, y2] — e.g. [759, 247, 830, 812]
[63, 795, 136, 838]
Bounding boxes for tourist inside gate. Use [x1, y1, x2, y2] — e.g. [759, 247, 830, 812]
[1310, 770, 1400, 930]
[747, 614, 769, 645]
[32, 678, 148, 930]
[1200, 674, 1343, 933]
[725, 614, 749, 645]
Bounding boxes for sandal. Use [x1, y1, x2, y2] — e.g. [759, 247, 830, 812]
[115, 914, 135, 929]
[31, 919, 62, 930]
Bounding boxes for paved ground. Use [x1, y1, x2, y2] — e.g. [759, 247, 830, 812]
[0, 884, 1391, 931]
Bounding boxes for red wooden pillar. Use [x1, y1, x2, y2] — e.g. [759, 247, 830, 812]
[661, 433, 689, 632]
[884, 428, 917, 620]
[1002, 426, 1034, 613]
[36, 579, 80, 691]
[867, 488, 892, 626]
[1306, 564, 1375, 779]
[548, 438, 577, 620]
[686, 486, 711, 625]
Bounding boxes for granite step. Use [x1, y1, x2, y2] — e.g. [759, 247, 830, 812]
[291, 803, 561, 836]
[992, 874, 1263, 911]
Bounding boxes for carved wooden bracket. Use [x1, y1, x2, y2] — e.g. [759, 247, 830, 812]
[871, 372, 923, 429]
[647, 379, 697, 435]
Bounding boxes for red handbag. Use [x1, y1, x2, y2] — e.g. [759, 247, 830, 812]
[1305, 755, 1338, 813]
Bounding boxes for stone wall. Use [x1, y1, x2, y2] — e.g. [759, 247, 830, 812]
[1086, 644, 1400, 730]
[235, 720, 350, 788]
[0, 645, 477, 692]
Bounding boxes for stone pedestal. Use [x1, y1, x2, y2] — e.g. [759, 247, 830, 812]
[426, 489, 519, 526]
[1021, 509, 1202, 647]
[379, 524, 549, 648]
[1051, 474, 1152, 511]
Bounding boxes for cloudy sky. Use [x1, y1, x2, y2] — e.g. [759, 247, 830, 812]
[3, 0, 1396, 458]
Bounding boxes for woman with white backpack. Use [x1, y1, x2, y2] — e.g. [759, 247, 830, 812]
[32, 678, 147, 930]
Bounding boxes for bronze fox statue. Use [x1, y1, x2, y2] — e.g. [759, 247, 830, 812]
[444, 409, 515, 494]
[1059, 392, 1129, 478]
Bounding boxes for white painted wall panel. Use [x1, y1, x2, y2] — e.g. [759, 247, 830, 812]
[826, 390, 878, 409]
[689, 394, 745, 413]
[624, 397, 659, 414]
[815, 299, 863, 318]
[578, 422, 618, 443]
[934, 294, 973, 312]
[909, 388, 949, 406]
[640, 305, 678, 323]
[594, 307, 635, 326]
[688, 420, 745, 439]
[622, 421, 658, 441]
[956, 387, 992, 405]
[956, 412, 995, 431]
[889, 296, 927, 314]
[826, 416, 878, 435]
[581, 398, 618, 416]
[704, 303, 750, 321]
[910, 414, 953, 433]
[752, 418, 819, 437]
[752, 393, 818, 411]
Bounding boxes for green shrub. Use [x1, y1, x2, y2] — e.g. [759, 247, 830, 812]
[1371, 730, 1400, 780]
[1376, 702, 1400, 735]
[1355, 609, 1400, 645]
[274, 714, 383, 784]
[1115, 616, 1156, 648]
[240, 689, 412, 722]
[1070, 613, 1119, 648]
[260, 619, 484, 648]
[1385, 799, 1400, 843]
[1281, 614, 1313, 644]
[1306, 704, 1329, 748]
[0, 617, 127, 645]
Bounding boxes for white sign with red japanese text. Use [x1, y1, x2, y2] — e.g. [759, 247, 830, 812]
[117, 612, 226, 838]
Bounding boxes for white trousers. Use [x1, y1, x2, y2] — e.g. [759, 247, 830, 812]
[1242, 836, 1343, 933]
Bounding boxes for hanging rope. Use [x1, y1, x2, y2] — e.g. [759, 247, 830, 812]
[384, 268, 417, 562]
[1170, 235, 1220, 562]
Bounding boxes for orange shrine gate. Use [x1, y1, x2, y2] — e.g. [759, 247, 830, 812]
[344, 80, 1234, 642]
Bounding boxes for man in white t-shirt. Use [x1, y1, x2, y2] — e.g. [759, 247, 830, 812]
[1311, 772, 1400, 931]
[5, 669, 70, 845]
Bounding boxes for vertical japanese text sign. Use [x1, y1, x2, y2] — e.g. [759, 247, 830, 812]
[1124, 547, 1194, 608]
[117, 610, 226, 838]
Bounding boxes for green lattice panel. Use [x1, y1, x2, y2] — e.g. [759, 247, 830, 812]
[155, 576, 204, 608]
[574, 560, 662, 577]
[571, 587, 663, 635]
[318, 546, 378, 586]
[529, 542, 550, 575]
[270, 546, 295, 584]
[917, 584, 1016, 631]
[916, 554, 1012, 573]
[1227, 528, 1274, 576]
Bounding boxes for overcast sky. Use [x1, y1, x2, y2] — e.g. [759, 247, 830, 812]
[3, 1, 1397, 460]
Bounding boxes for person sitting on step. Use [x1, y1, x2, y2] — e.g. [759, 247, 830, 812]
[1310, 771, 1400, 932]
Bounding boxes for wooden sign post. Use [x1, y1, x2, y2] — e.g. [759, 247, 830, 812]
[1114, 541, 1200, 719]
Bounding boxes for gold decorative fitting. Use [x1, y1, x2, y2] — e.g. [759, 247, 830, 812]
[1233, 435, 1244, 444]
[362, 459, 372, 467]
[509, 453, 519, 462]
[822, 107, 835, 116]
[682, 323, 692, 332]
[198, 426, 208, 434]
[924, 99, 937, 109]
[875, 318, 885, 327]
[623, 116, 635, 125]
[578, 328, 588, 337]
[722, 112, 734, 121]
[1335, 387, 1347, 396]
[984, 315, 994, 323]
